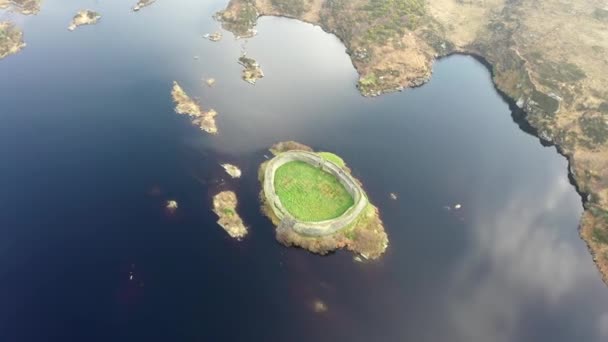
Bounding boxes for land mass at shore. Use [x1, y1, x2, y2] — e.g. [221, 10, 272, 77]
[0, 0, 41, 15]
[220, 0, 608, 284]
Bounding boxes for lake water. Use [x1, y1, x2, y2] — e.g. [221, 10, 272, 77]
[2, 1, 608, 341]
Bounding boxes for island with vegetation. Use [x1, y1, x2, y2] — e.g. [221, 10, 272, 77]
[68, 10, 101, 31]
[220, 0, 608, 283]
[132, 0, 155, 12]
[0, 22, 25, 60]
[171, 81, 218, 134]
[0, 0, 41, 15]
[213, 191, 248, 239]
[259, 141, 388, 259]
[238, 54, 264, 84]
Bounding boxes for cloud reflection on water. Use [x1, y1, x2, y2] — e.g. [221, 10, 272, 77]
[444, 174, 603, 341]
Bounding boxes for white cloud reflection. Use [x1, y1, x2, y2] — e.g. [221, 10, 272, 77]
[444, 175, 600, 342]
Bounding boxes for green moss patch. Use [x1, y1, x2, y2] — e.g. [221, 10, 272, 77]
[318, 152, 346, 168]
[274, 161, 354, 221]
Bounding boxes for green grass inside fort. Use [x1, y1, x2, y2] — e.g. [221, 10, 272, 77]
[274, 161, 354, 221]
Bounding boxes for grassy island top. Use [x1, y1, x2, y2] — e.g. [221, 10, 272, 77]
[274, 160, 354, 222]
[260, 142, 389, 259]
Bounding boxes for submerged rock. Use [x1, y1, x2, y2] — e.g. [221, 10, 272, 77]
[212, 191, 247, 239]
[68, 10, 101, 31]
[312, 299, 328, 313]
[166, 200, 178, 213]
[205, 78, 216, 87]
[171, 81, 218, 134]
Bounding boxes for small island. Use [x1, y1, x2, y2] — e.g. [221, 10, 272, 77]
[0, 0, 42, 15]
[203, 32, 222, 42]
[259, 142, 388, 259]
[171, 81, 218, 134]
[238, 54, 264, 85]
[68, 10, 101, 31]
[212, 191, 248, 239]
[0, 22, 25, 60]
[221, 163, 242, 178]
[132, 0, 155, 12]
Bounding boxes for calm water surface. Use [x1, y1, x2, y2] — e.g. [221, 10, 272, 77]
[2, 1, 608, 341]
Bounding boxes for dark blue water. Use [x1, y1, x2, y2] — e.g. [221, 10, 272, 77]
[2, 1, 608, 341]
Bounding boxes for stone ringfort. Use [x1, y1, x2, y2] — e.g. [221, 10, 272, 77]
[263, 151, 368, 237]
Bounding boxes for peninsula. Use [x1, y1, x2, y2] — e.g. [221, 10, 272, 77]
[221, 0, 608, 284]
[213, 191, 248, 239]
[0, 0, 41, 15]
[171, 81, 218, 134]
[68, 10, 101, 31]
[259, 141, 388, 259]
[0, 22, 25, 60]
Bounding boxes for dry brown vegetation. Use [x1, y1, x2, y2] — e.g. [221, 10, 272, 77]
[222, 0, 608, 283]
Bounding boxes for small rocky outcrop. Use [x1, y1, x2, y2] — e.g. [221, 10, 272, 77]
[133, 0, 155, 12]
[221, 164, 242, 178]
[212, 191, 248, 239]
[203, 32, 222, 42]
[68, 10, 101, 31]
[171, 81, 218, 134]
[238, 54, 264, 84]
